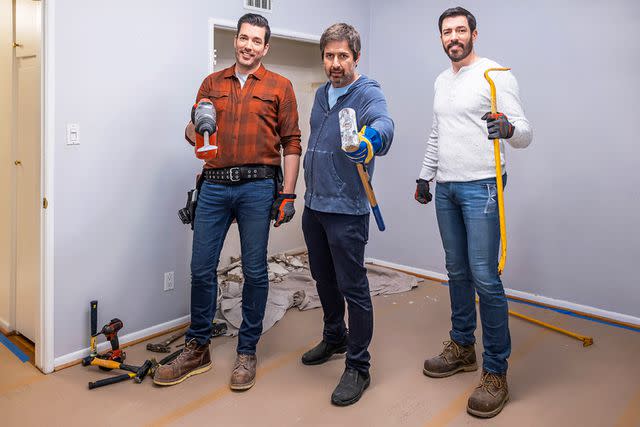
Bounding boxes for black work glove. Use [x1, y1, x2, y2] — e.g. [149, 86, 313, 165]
[481, 112, 515, 139]
[178, 189, 197, 229]
[414, 179, 433, 205]
[270, 193, 296, 227]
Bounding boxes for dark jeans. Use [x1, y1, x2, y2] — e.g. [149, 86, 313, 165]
[302, 207, 372, 374]
[186, 179, 274, 354]
[435, 175, 511, 374]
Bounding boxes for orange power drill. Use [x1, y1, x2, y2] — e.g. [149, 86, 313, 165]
[96, 318, 125, 363]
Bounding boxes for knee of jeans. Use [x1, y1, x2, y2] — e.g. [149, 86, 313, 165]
[191, 270, 216, 288]
[242, 263, 269, 285]
[472, 269, 504, 297]
[445, 261, 470, 281]
[337, 281, 372, 311]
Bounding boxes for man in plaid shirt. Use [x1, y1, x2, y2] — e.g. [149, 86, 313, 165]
[155, 13, 301, 391]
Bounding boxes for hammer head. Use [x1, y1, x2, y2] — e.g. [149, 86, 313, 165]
[146, 343, 171, 353]
[134, 359, 154, 383]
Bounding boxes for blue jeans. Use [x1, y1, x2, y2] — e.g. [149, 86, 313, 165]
[302, 207, 373, 374]
[435, 176, 511, 374]
[186, 179, 275, 354]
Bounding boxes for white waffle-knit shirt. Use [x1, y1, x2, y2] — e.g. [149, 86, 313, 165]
[419, 57, 533, 182]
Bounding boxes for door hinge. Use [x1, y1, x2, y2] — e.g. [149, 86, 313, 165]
[43, 197, 48, 209]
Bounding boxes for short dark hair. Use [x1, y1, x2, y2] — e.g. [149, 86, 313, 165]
[236, 13, 271, 44]
[438, 7, 477, 34]
[319, 23, 361, 60]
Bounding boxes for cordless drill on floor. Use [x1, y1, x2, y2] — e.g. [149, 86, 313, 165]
[95, 318, 125, 365]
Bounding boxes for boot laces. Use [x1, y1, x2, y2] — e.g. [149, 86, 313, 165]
[170, 338, 199, 365]
[440, 340, 462, 359]
[478, 371, 505, 396]
[235, 354, 253, 371]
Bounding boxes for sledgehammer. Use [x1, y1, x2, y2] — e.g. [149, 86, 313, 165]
[339, 108, 385, 231]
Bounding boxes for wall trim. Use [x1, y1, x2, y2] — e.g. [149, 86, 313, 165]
[0, 318, 11, 335]
[365, 257, 640, 329]
[38, 0, 55, 374]
[53, 315, 190, 369]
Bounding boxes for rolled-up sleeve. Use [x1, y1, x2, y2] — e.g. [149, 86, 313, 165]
[277, 81, 302, 156]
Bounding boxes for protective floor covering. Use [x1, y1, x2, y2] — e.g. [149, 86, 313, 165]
[1, 278, 640, 427]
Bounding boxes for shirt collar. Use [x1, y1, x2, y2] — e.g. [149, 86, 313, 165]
[224, 63, 267, 80]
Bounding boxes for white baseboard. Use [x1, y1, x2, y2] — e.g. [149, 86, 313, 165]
[365, 258, 640, 328]
[0, 317, 12, 333]
[365, 258, 448, 282]
[53, 315, 190, 368]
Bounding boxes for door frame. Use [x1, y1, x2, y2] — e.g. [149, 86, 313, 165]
[207, 18, 320, 74]
[38, 0, 54, 373]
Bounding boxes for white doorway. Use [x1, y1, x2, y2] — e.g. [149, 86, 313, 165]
[1, 0, 42, 355]
[207, 22, 326, 266]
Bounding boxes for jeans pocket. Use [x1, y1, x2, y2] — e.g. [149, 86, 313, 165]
[484, 184, 498, 214]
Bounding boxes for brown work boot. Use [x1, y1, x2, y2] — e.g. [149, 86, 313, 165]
[229, 353, 257, 391]
[423, 340, 477, 378]
[467, 370, 509, 418]
[153, 339, 211, 386]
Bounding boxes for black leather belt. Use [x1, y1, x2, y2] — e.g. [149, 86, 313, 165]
[203, 165, 276, 183]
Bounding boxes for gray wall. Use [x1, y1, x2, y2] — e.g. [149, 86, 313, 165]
[367, 0, 640, 317]
[52, 0, 370, 358]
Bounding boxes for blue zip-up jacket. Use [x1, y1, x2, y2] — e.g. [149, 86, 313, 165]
[303, 75, 394, 215]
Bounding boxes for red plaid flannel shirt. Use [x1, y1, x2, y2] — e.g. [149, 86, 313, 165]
[195, 64, 302, 169]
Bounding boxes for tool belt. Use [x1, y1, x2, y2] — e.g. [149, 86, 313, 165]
[203, 165, 276, 184]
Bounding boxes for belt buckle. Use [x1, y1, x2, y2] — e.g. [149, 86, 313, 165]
[229, 167, 241, 182]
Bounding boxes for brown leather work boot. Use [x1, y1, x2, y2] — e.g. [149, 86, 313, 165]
[423, 340, 477, 378]
[153, 339, 211, 386]
[229, 353, 257, 391]
[467, 370, 509, 418]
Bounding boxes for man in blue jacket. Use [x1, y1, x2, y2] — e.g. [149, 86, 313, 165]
[301, 23, 394, 406]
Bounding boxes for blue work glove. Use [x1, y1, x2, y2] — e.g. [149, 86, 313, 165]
[481, 112, 515, 139]
[344, 126, 382, 164]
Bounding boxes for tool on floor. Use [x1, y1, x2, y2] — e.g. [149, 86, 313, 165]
[88, 372, 136, 390]
[509, 310, 594, 347]
[483, 68, 510, 274]
[82, 300, 101, 366]
[146, 328, 187, 353]
[211, 320, 228, 338]
[339, 107, 385, 231]
[87, 357, 140, 373]
[87, 359, 154, 389]
[96, 318, 125, 364]
[81, 307, 126, 367]
[134, 359, 154, 383]
[475, 297, 594, 347]
[193, 98, 218, 159]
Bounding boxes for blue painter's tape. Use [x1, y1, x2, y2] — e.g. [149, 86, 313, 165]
[0, 333, 30, 363]
[437, 281, 639, 333]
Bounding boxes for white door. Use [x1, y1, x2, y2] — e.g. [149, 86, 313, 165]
[210, 28, 326, 266]
[14, 0, 41, 343]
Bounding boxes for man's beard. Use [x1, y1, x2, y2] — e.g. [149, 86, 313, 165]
[444, 39, 473, 62]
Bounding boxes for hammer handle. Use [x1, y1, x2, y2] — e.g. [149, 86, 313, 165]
[88, 373, 134, 390]
[90, 300, 98, 337]
[356, 164, 385, 231]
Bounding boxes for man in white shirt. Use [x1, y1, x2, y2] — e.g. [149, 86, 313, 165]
[415, 7, 532, 419]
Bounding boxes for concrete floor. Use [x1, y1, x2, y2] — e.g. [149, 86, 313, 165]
[1, 280, 640, 427]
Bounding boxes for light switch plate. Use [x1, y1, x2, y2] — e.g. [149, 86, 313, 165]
[66, 123, 80, 145]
